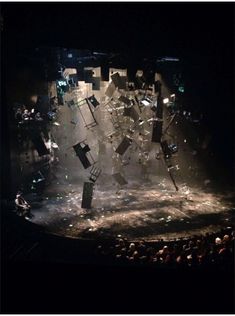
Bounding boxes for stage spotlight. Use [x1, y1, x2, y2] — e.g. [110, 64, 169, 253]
[163, 98, 169, 104]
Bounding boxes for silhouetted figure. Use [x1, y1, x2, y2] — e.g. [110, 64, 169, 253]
[15, 192, 31, 218]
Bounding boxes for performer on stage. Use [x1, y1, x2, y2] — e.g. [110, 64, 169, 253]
[15, 192, 31, 217]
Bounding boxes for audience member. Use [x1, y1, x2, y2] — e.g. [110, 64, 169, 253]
[96, 228, 234, 269]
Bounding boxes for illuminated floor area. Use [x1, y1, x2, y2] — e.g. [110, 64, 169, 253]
[10, 65, 234, 243]
[28, 179, 235, 241]
[11, 75, 234, 243]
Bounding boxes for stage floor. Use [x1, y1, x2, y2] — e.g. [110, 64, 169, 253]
[28, 179, 235, 241]
[20, 79, 235, 241]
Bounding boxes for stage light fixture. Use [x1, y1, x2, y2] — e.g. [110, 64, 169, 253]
[163, 98, 169, 104]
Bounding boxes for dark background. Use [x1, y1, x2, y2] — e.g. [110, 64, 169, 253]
[1, 2, 234, 313]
